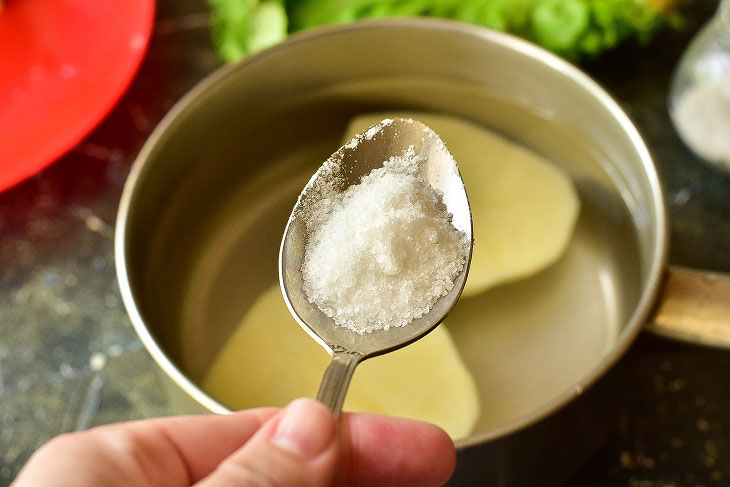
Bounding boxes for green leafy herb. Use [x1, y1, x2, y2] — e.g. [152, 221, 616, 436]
[209, 0, 288, 62]
[208, 0, 676, 63]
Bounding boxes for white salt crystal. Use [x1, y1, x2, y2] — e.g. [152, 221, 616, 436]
[301, 145, 468, 334]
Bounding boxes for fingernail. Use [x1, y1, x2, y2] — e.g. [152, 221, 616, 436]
[271, 398, 335, 459]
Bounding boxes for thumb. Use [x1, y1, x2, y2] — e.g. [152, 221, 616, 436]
[197, 398, 339, 487]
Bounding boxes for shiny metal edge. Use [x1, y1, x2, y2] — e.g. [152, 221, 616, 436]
[114, 18, 669, 446]
[114, 71, 238, 417]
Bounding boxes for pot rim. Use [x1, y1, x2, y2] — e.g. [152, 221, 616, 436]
[115, 17, 668, 449]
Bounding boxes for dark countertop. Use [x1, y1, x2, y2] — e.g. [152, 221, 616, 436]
[1, 1, 729, 485]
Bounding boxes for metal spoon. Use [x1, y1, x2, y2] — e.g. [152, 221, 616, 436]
[279, 118, 473, 416]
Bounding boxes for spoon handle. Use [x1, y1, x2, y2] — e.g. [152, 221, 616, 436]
[316, 349, 362, 417]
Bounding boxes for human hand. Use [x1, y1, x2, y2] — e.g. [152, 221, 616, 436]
[13, 398, 455, 486]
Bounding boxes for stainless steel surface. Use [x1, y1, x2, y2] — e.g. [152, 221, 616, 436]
[279, 119, 473, 415]
[314, 351, 359, 417]
[115, 19, 669, 458]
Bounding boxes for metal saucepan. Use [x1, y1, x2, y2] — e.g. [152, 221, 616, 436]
[115, 19, 730, 485]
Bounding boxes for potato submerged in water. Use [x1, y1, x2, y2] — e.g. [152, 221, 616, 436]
[344, 112, 580, 296]
[203, 285, 481, 439]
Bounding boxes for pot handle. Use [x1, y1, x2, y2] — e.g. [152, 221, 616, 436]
[646, 266, 730, 348]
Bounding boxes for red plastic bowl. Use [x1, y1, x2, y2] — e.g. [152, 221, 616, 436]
[0, 0, 155, 192]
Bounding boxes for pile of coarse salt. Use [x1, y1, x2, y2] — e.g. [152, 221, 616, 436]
[301, 125, 469, 334]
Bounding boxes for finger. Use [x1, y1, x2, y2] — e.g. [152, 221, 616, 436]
[341, 412, 456, 487]
[137, 407, 278, 481]
[197, 402, 456, 487]
[12, 408, 279, 487]
[14, 403, 456, 487]
[196, 398, 339, 487]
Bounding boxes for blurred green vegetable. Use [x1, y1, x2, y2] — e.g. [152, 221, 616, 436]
[209, 0, 288, 61]
[208, 0, 677, 63]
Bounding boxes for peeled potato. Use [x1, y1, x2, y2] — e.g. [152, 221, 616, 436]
[344, 113, 580, 296]
[203, 284, 480, 439]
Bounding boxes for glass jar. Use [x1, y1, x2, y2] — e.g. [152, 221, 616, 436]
[669, 0, 730, 171]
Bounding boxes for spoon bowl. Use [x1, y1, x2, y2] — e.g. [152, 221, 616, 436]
[279, 118, 473, 415]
